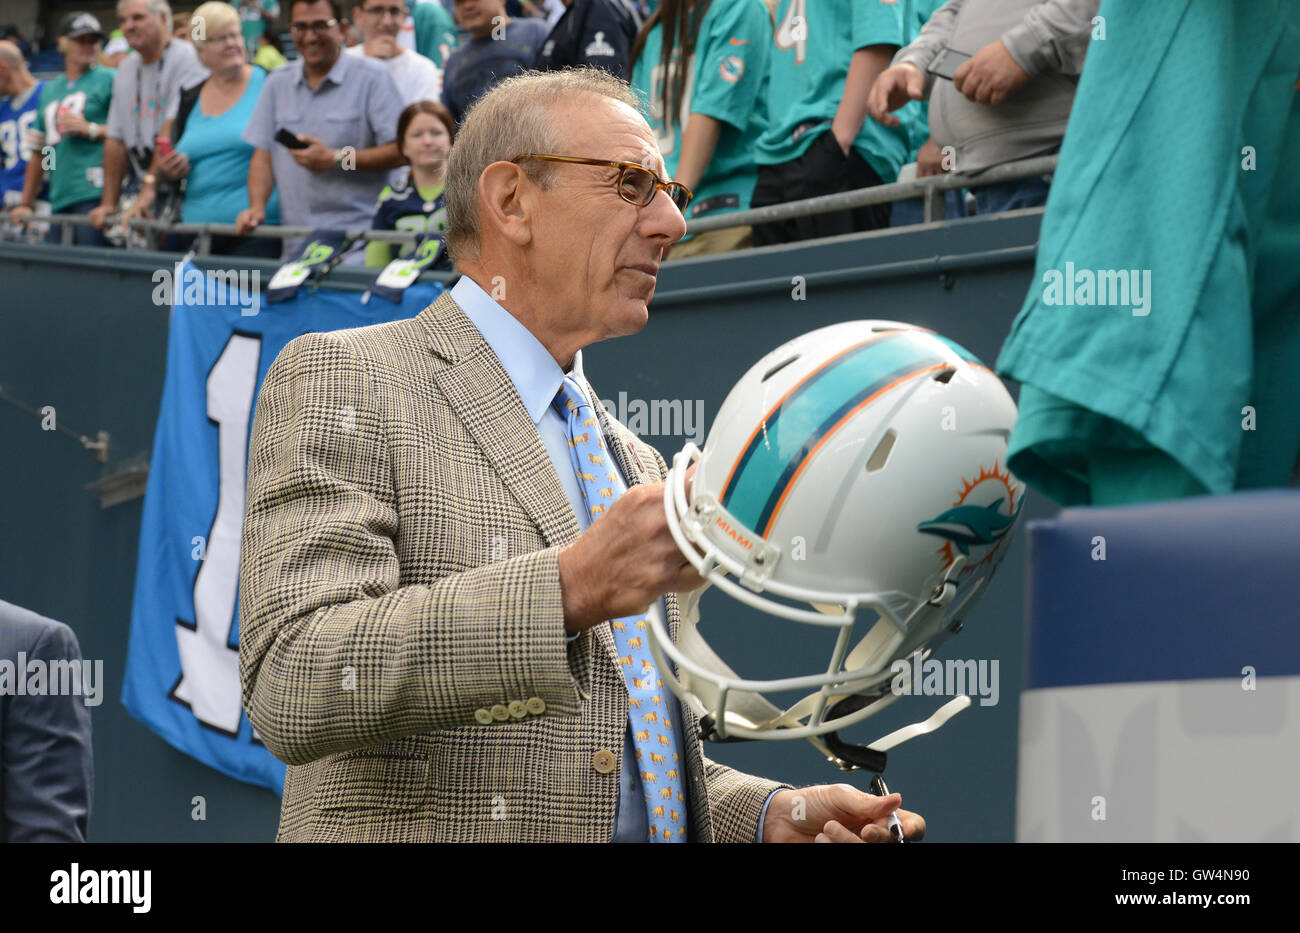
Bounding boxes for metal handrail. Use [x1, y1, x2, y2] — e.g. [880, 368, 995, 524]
[11, 152, 1059, 250]
[686, 153, 1059, 234]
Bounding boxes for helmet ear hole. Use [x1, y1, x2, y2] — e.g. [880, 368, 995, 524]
[762, 354, 800, 382]
[932, 367, 957, 384]
[865, 429, 897, 473]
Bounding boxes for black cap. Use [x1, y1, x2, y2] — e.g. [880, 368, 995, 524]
[62, 13, 106, 41]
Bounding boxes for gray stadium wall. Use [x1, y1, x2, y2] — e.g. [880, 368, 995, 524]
[0, 208, 1050, 841]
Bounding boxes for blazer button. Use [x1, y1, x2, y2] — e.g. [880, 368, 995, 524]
[491, 704, 510, 721]
[592, 748, 616, 774]
[508, 700, 527, 719]
[525, 696, 546, 715]
[474, 708, 493, 725]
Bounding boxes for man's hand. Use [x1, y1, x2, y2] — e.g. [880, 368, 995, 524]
[234, 206, 266, 235]
[867, 62, 926, 127]
[8, 204, 34, 225]
[124, 187, 155, 223]
[952, 40, 1030, 106]
[558, 466, 705, 632]
[290, 135, 337, 172]
[916, 137, 945, 177]
[55, 109, 91, 138]
[762, 784, 926, 843]
[88, 203, 114, 230]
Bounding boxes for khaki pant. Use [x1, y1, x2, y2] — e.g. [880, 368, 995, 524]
[670, 224, 753, 259]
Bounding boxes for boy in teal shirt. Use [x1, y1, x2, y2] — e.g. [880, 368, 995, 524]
[412, 0, 459, 69]
[751, 0, 913, 244]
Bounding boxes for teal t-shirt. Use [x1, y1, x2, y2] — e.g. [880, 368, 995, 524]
[236, 1, 280, 55]
[756, 0, 911, 183]
[31, 65, 116, 213]
[631, 0, 770, 224]
[413, 0, 459, 70]
[177, 67, 281, 224]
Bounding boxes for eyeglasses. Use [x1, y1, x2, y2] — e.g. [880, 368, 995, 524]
[362, 5, 406, 18]
[204, 31, 244, 46]
[510, 153, 693, 213]
[289, 18, 339, 35]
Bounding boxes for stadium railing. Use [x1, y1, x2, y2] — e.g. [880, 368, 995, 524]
[16, 153, 1059, 251]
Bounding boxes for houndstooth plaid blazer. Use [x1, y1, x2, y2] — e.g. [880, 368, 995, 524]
[238, 288, 791, 842]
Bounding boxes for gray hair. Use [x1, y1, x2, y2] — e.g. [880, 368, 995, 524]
[444, 67, 642, 265]
[118, 0, 174, 32]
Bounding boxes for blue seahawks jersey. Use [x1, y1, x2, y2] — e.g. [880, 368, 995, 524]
[372, 180, 451, 267]
[122, 263, 444, 792]
[0, 81, 43, 203]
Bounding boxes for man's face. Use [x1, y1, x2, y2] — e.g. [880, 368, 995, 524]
[118, 0, 166, 53]
[63, 34, 102, 68]
[453, 0, 505, 39]
[0, 60, 12, 96]
[355, 0, 406, 41]
[520, 97, 687, 348]
[291, 0, 345, 67]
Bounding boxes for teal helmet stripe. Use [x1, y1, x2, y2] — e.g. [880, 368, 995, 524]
[935, 335, 983, 366]
[721, 331, 957, 534]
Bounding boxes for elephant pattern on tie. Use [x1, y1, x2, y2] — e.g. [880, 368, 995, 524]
[553, 376, 686, 843]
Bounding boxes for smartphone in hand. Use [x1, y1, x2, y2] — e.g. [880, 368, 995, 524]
[928, 48, 973, 81]
[275, 128, 310, 150]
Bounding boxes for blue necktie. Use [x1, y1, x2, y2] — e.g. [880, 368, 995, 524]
[552, 377, 686, 843]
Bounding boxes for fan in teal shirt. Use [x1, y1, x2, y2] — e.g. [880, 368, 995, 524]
[757, 0, 913, 186]
[412, 0, 460, 69]
[175, 66, 281, 225]
[995, 0, 1300, 503]
[630, 0, 770, 235]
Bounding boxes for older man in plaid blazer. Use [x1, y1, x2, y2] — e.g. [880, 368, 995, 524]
[238, 68, 925, 843]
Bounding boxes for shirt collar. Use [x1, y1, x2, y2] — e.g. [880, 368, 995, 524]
[450, 274, 588, 425]
[294, 46, 349, 88]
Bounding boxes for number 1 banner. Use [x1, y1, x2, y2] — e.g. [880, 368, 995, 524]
[122, 261, 444, 792]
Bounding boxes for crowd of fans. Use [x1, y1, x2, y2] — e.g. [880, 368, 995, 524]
[0, 0, 1098, 264]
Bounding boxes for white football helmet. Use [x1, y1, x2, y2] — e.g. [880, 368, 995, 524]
[652, 320, 1025, 770]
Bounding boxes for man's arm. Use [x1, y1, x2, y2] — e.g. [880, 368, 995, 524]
[892, 0, 966, 87]
[88, 137, 128, 229]
[238, 331, 584, 766]
[235, 147, 272, 234]
[831, 45, 896, 154]
[92, 66, 132, 228]
[1001, 0, 1100, 79]
[2, 622, 93, 842]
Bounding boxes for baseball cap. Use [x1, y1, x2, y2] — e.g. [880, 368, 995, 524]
[62, 13, 106, 40]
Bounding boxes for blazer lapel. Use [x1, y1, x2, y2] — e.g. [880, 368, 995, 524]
[422, 292, 580, 550]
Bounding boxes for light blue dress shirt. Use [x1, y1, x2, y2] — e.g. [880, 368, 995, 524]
[450, 275, 778, 842]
